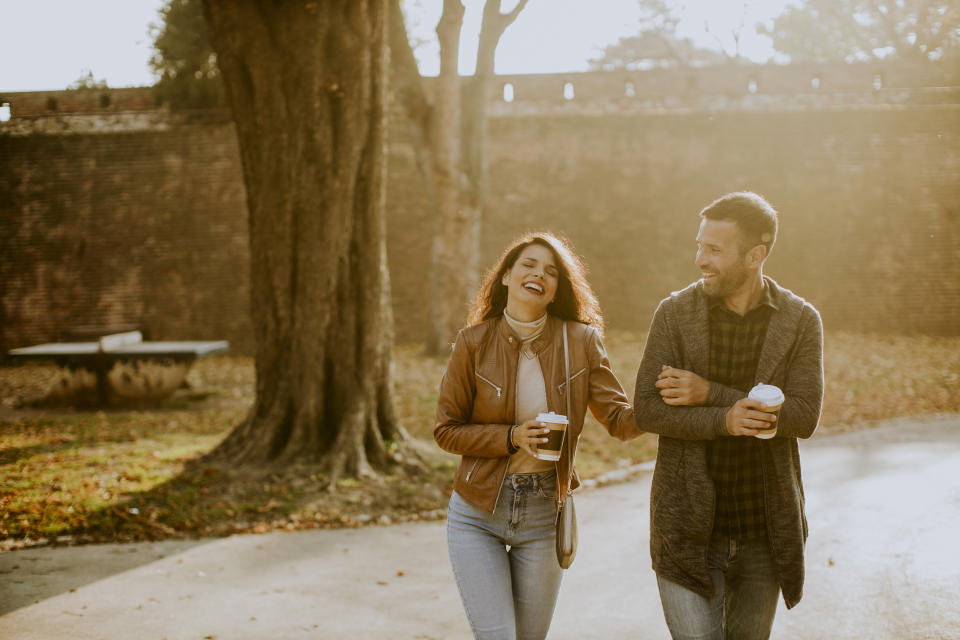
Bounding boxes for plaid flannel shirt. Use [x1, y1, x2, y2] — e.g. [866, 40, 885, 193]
[707, 287, 777, 540]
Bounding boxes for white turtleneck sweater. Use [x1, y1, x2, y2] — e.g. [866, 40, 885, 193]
[503, 311, 554, 474]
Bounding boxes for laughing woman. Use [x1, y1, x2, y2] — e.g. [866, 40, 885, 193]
[434, 232, 641, 640]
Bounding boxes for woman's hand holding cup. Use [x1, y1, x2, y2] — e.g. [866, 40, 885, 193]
[513, 419, 551, 458]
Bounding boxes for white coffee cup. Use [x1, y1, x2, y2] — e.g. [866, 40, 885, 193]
[534, 411, 569, 461]
[748, 383, 784, 439]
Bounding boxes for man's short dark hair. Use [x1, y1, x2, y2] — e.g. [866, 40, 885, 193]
[699, 192, 779, 256]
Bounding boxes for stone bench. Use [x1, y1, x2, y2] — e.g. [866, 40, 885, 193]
[7, 331, 229, 405]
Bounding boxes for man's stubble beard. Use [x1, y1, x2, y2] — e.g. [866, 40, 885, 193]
[703, 258, 750, 299]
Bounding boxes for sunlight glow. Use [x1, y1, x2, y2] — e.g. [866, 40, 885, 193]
[0, 0, 160, 91]
[0, 0, 811, 92]
[406, 0, 798, 77]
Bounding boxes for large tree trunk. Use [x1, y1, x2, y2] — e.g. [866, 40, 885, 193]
[202, 0, 407, 484]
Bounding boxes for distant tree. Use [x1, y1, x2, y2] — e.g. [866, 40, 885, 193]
[590, 32, 726, 70]
[761, 0, 960, 63]
[67, 70, 109, 90]
[201, 0, 415, 484]
[150, 0, 226, 108]
[590, 0, 730, 69]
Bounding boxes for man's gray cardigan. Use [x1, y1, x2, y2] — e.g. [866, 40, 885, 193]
[634, 276, 823, 609]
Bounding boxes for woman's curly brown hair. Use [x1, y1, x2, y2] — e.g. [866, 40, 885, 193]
[467, 231, 604, 335]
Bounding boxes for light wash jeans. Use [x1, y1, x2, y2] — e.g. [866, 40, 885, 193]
[657, 534, 781, 640]
[446, 470, 562, 640]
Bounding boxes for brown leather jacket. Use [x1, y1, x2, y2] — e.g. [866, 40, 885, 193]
[435, 314, 640, 513]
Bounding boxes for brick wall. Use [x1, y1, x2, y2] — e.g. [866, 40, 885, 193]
[0, 117, 253, 352]
[2, 63, 958, 353]
[0, 87, 157, 117]
[477, 108, 960, 338]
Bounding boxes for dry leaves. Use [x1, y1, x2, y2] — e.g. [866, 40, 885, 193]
[2, 331, 957, 547]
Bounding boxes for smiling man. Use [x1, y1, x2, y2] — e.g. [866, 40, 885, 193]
[633, 192, 824, 640]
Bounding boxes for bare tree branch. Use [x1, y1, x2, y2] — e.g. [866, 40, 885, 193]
[478, 0, 530, 65]
[388, 0, 435, 194]
[703, 20, 736, 60]
[501, 0, 531, 30]
[389, 0, 430, 129]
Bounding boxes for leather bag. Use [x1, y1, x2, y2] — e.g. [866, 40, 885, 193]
[555, 322, 578, 569]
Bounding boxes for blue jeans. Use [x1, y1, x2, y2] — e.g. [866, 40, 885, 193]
[657, 535, 781, 640]
[446, 471, 562, 640]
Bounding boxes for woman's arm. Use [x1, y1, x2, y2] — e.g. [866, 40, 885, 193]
[433, 330, 514, 458]
[584, 327, 642, 441]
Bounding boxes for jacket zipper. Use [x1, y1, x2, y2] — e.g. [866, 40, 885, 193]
[465, 458, 480, 482]
[489, 354, 523, 512]
[464, 372, 505, 485]
[465, 371, 503, 485]
[470, 355, 518, 509]
[464, 365, 510, 500]
[476, 372, 502, 398]
[556, 367, 586, 394]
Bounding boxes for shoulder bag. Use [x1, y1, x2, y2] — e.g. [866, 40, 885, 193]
[555, 322, 578, 569]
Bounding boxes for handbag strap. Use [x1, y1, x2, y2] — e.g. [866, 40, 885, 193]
[559, 322, 573, 503]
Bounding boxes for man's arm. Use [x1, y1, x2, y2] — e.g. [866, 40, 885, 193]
[636, 300, 823, 441]
[772, 305, 824, 440]
[655, 365, 744, 408]
[634, 301, 730, 440]
[654, 363, 775, 436]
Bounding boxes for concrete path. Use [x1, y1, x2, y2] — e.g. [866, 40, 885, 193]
[2, 415, 958, 639]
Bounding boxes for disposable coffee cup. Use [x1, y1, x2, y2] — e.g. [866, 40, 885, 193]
[748, 383, 784, 440]
[534, 411, 569, 461]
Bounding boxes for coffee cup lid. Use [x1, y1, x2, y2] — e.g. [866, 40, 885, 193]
[749, 383, 785, 406]
[536, 411, 569, 425]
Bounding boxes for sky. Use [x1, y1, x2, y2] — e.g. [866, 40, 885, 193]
[0, 0, 796, 93]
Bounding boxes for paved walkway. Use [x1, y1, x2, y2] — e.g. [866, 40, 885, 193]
[2, 415, 959, 639]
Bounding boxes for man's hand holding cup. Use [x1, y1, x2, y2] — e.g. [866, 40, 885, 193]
[725, 383, 784, 438]
[725, 396, 778, 436]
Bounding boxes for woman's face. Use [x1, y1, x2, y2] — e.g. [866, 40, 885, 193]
[501, 243, 559, 318]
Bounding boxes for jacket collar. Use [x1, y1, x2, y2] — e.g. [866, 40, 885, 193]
[755, 277, 804, 384]
[678, 275, 802, 381]
[497, 313, 561, 356]
[705, 280, 779, 313]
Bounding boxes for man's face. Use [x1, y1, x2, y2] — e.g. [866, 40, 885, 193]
[695, 218, 751, 298]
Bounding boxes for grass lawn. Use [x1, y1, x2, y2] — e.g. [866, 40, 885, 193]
[2, 330, 958, 547]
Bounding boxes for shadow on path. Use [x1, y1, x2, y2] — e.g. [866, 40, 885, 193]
[0, 538, 209, 615]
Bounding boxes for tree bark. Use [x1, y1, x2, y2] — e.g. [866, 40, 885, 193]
[201, 0, 408, 484]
